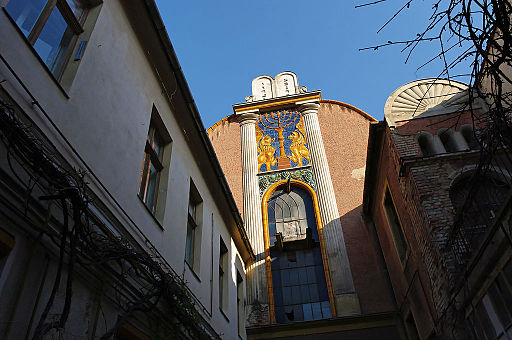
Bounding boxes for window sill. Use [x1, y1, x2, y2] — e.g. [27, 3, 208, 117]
[2, 8, 70, 99]
[220, 308, 230, 323]
[185, 260, 201, 282]
[137, 196, 164, 231]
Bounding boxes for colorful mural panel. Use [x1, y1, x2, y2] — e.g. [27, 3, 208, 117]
[256, 109, 310, 172]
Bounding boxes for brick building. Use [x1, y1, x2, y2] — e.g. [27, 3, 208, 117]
[364, 79, 512, 339]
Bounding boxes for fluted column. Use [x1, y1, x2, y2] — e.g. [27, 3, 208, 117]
[298, 100, 360, 316]
[237, 111, 268, 312]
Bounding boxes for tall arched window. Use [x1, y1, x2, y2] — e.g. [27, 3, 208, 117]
[450, 174, 510, 248]
[267, 185, 331, 323]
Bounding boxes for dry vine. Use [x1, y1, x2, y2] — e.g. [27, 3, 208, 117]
[358, 0, 512, 337]
[0, 98, 211, 339]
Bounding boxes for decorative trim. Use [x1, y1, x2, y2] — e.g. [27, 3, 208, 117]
[261, 179, 337, 323]
[233, 94, 321, 113]
[258, 167, 315, 197]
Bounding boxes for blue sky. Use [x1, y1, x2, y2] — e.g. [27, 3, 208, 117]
[155, 1, 470, 128]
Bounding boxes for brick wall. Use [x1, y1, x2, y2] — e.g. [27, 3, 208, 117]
[370, 110, 482, 338]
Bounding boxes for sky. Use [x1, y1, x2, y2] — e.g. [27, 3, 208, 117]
[155, 1, 471, 129]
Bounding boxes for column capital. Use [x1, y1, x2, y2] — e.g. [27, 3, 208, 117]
[236, 110, 260, 126]
[297, 100, 320, 116]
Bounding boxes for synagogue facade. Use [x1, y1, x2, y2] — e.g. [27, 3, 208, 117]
[208, 72, 400, 339]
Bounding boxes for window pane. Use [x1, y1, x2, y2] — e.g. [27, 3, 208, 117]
[293, 305, 303, 321]
[185, 222, 194, 264]
[321, 301, 331, 318]
[6, 0, 46, 36]
[291, 286, 301, 305]
[289, 269, 298, 286]
[300, 285, 310, 303]
[311, 302, 322, 320]
[138, 154, 150, 198]
[144, 162, 159, 212]
[476, 299, 497, 339]
[65, 0, 84, 20]
[283, 287, 292, 305]
[309, 284, 319, 301]
[33, 6, 74, 75]
[303, 303, 313, 321]
[491, 278, 512, 328]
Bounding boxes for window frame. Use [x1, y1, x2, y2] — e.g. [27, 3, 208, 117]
[4, 0, 87, 79]
[219, 236, 229, 313]
[185, 180, 202, 273]
[138, 123, 165, 215]
[382, 183, 409, 265]
[236, 270, 244, 338]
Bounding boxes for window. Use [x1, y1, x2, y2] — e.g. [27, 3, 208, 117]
[450, 174, 510, 256]
[237, 271, 244, 337]
[139, 120, 165, 215]
[467, 259, 512, 339]
[219, 237, 228, 312]
[5, 0, 87, 77]
[185, 181, 202, 269]
[383, 187, 408, 262]
[267, 186, 332, 323]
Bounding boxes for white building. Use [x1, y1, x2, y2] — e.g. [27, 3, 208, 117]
[0, 0, 252, 339]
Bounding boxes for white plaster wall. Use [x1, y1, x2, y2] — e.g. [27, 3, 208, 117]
[0, 0, 246, 337]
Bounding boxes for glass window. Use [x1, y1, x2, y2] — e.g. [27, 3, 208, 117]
[139, 123, 165, 214]
[6, 0, 46, 36]
[383, 187, 408, 262]
[219, 237, 228, 311]
[185, 181, 202, 268]
[6, 0, 86, 77]
[237, 272, 244, 338]
[468, 262, 512, 339]
[267, 186, 332, 323]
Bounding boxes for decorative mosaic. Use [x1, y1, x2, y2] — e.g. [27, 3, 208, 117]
[259, 168, 316, 197]
[256, 109, 310, 172]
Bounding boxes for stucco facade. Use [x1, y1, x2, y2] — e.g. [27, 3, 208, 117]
[0, 0, 251, 339]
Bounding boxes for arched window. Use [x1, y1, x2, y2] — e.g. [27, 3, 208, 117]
[267, 186, 331, 323]
[417, 132, 436, 157]
[450, 174, 510, 246]
[460, 125, 480, 151]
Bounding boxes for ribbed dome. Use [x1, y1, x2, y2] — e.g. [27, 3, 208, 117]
[384, 79, 468, 126]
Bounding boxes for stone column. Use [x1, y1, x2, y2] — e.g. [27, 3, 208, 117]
[237, 110, 269, 324]
[298, 100, 360, 316]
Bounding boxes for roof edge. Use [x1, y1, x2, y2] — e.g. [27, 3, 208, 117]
[320, 100, 378, 122]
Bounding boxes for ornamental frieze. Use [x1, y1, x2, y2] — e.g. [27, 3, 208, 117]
[258, 168, 316, 197]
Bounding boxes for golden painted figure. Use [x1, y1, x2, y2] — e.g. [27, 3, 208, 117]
[287, 130, 309, 166]
[256, 124, 277, 171]
[258, 135, 278, 171]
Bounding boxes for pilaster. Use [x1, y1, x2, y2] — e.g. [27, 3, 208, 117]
[298, 100, 361, 316]
[237, 110, 269, 324]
